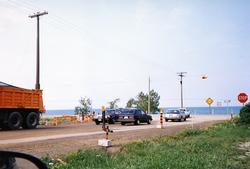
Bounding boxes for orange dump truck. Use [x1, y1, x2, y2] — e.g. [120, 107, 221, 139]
[0, 81, 45, 130]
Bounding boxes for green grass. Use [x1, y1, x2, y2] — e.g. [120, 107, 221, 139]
[44, 121, 250, 169]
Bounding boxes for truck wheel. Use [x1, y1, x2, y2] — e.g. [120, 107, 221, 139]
[23, 112, 39, 129]
[7, 112, 23, 130]
[0, 123, 4, 129]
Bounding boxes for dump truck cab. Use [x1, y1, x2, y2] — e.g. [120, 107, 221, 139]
[0, 81, 45, 130]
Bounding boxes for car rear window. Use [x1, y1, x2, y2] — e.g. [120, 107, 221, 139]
[106, 110, 115, 115]
[167, 110, 180, 114]
[121, 110, 134, 114]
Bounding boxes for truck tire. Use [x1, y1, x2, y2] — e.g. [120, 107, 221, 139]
[23, 112, 39, 129]
[7, 112, 23, 130]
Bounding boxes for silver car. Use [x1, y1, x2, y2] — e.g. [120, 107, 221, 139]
[179, 108, 191, 118]
[165, 109, 186, 122]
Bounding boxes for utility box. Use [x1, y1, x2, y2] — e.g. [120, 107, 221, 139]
[98, 139, 112, 147]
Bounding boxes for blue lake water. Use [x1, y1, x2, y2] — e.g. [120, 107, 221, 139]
[45, 106, 242, 116]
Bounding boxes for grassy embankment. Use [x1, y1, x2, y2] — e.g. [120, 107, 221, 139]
[44, 120, 250, 169]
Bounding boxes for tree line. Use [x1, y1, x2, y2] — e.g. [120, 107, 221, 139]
[74, 90, 160, 116]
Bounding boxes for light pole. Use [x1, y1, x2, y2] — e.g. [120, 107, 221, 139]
[177, 72, 187, 108]
[29, 11, 48, 89]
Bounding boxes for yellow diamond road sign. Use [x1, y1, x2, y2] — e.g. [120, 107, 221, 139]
[206, 97, 213, 105]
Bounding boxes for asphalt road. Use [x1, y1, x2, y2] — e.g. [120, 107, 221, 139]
[0, 115, 230, 158]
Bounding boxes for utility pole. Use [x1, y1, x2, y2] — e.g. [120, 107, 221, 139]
[177, 72, 187, 108]
[148, 76, 150, 114]
[29, 11, 48, 89]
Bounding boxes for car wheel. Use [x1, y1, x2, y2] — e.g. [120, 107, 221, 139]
[134, 119, 139, 125]
[165, 119, 168, 122]
[147, 119, 151, 124]
[121, 122, 125, 125]
[184, 118, 186, 121]
[95, 121, 100, 125]
[108, 119, 115, 124]
[178, 118, 182, 122]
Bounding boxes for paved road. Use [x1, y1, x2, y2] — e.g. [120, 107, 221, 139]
[0, 115, 229, 145]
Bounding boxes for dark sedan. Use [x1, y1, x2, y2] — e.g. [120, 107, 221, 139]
[93, 109, 120, 125]
[117, 108, 152, 125]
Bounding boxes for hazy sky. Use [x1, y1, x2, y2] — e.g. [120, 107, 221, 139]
[1, 0, 249, 109]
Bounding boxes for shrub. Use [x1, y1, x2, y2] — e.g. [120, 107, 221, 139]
[239, 103, 250, 124]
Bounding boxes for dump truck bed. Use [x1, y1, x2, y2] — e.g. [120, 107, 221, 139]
[0, 82, 45, 113]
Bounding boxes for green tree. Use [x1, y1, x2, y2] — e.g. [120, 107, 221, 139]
[108, 98, 120, 109]
[239, 102, 250, 124]
[148, 90, 161, 113]
[126, 98, 137, 108]
[75, 97, 92, 117]
[127, 90, 160, 113]
[136, 92, 148, 112]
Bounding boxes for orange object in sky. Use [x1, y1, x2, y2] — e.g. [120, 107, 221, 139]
[202, 75, 208, 80]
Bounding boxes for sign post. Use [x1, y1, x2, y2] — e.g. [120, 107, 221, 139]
[206, 97, 214, 114]
[98, 106, 112, 147]
[238, 93, 248, 106]
[101, 106, 106, 131]
[160, 108, 163, 129]
[157, 108, 166, 129]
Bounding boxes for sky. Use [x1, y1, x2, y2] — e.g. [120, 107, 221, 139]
[0, 0, 249, 109]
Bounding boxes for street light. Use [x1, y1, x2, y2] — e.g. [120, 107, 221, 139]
[177, 73, 208, 109]
[202, 75, 208, 80]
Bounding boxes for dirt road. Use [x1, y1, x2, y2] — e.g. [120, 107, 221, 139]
[0, 115, 230, 158]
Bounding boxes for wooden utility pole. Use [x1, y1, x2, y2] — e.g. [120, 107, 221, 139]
[177, 72, 187, 108]
[148, 76, 150, 114]
[29, 11, 48, 89]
